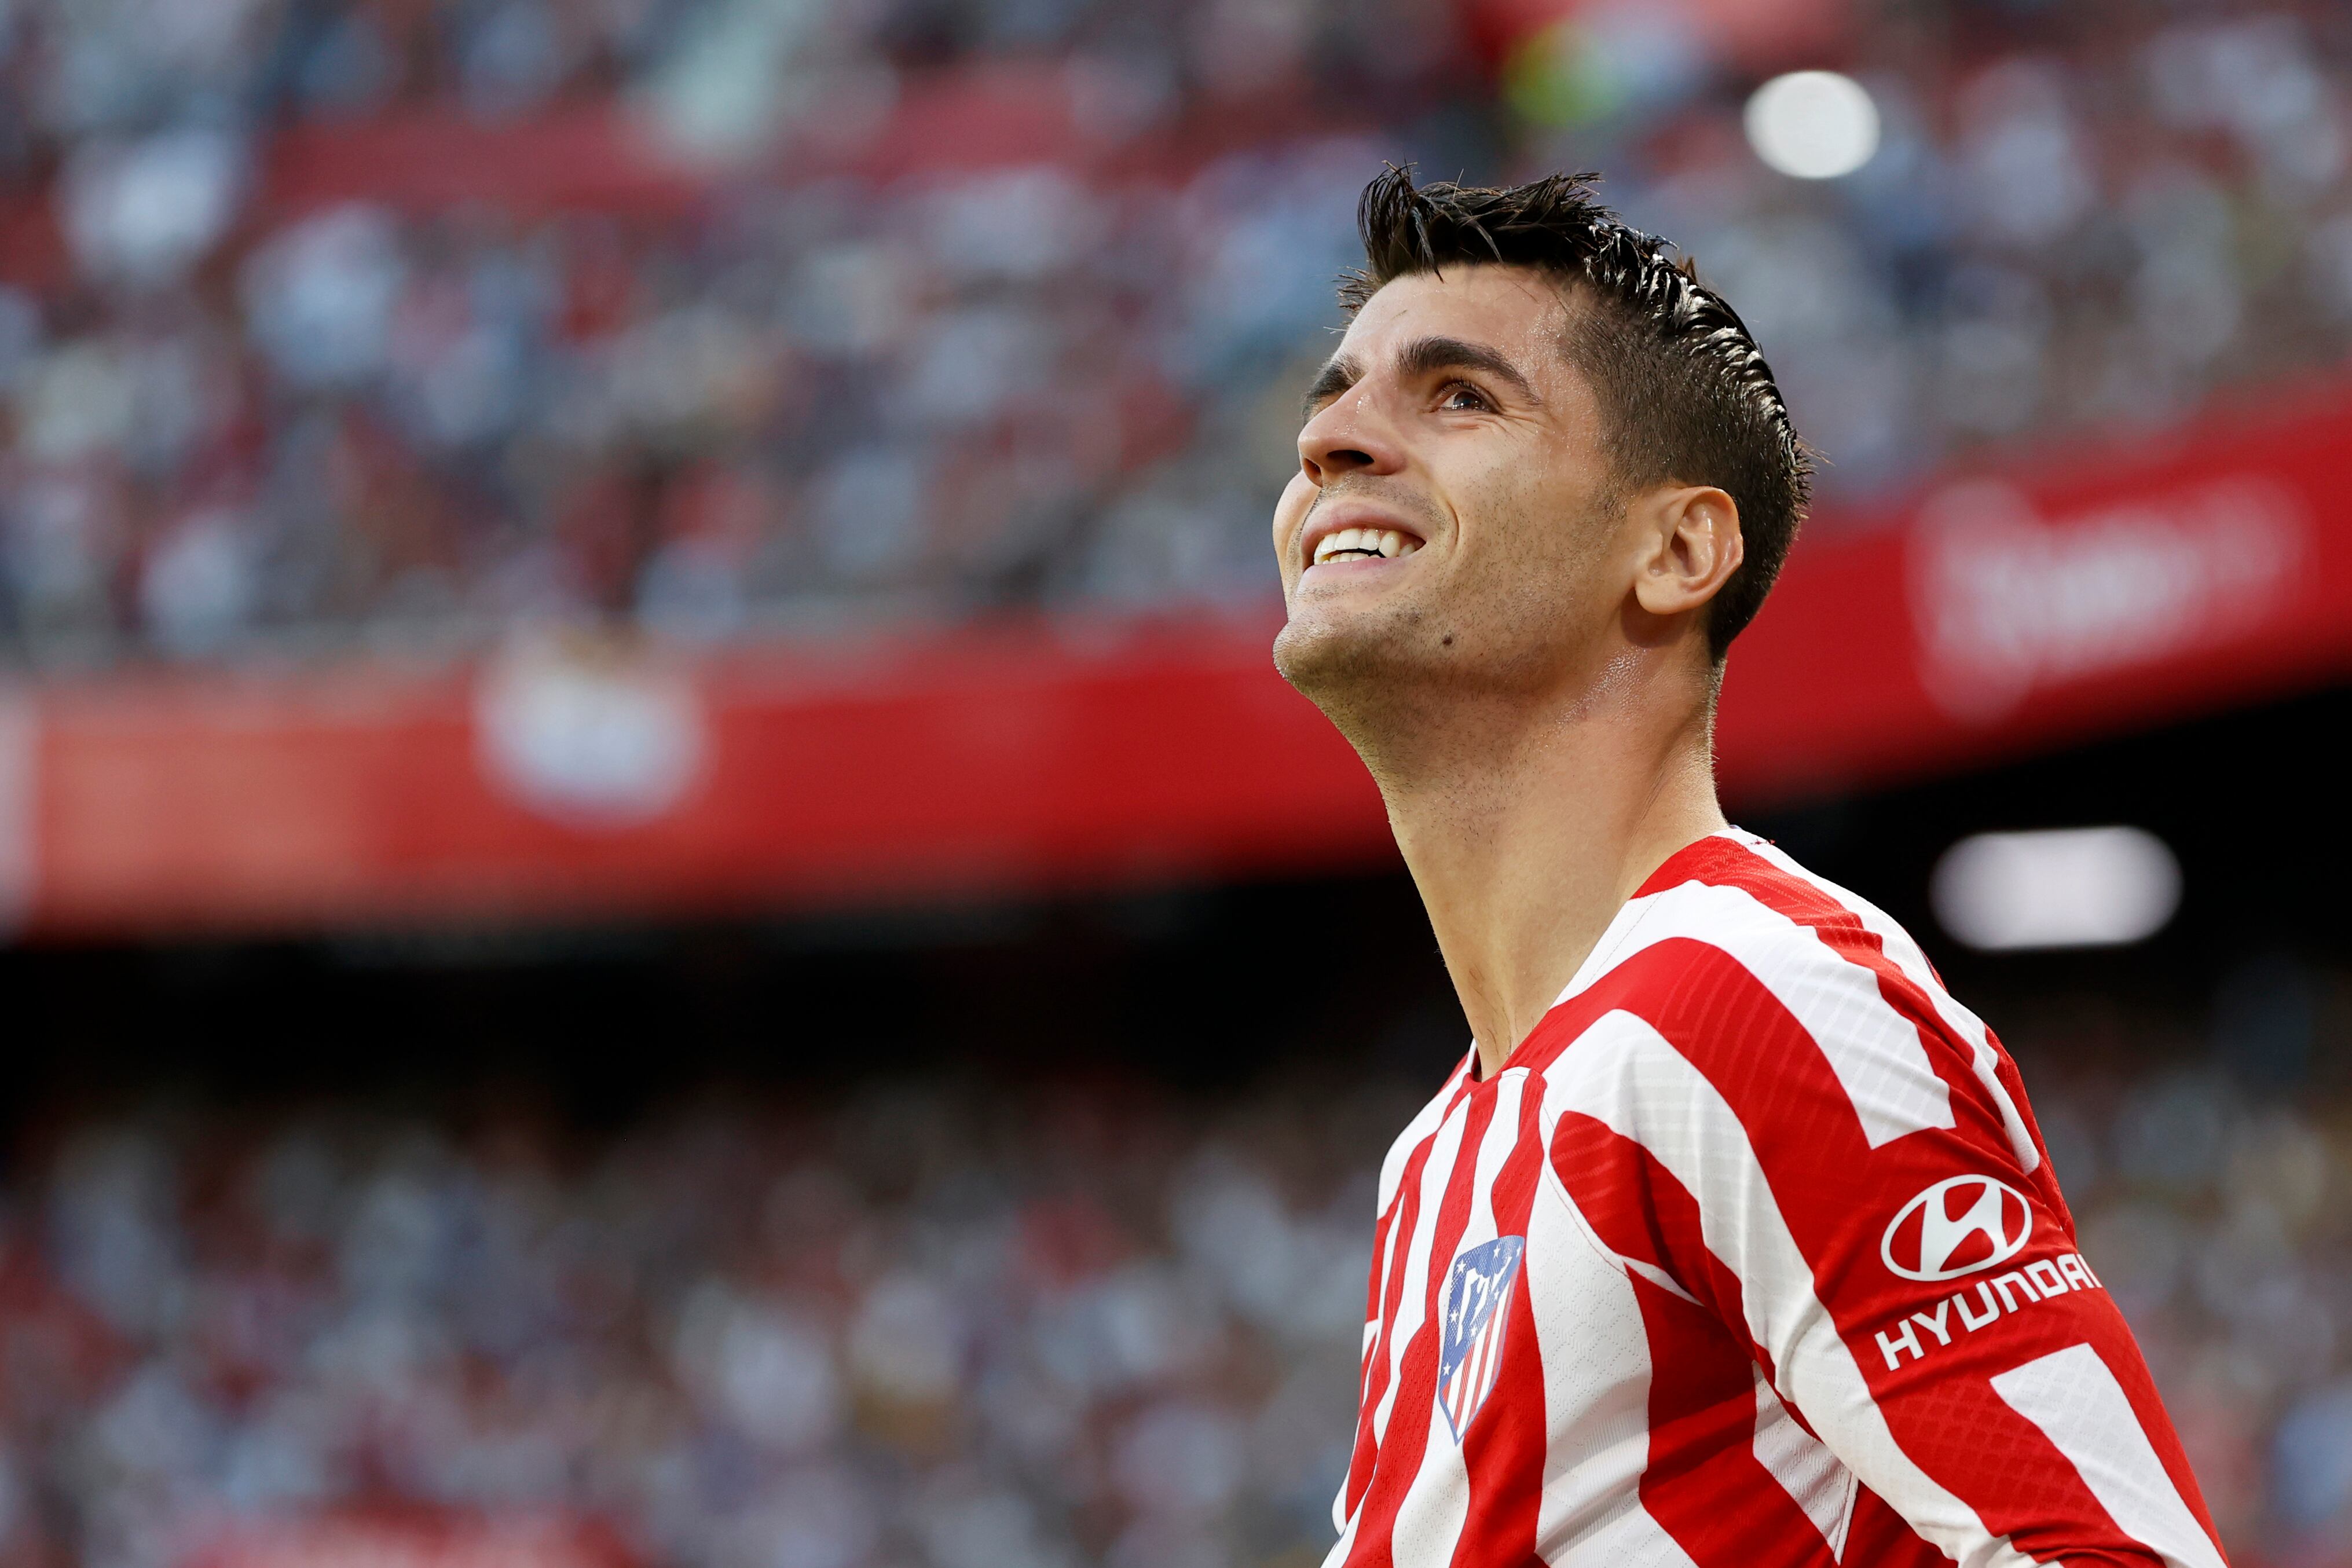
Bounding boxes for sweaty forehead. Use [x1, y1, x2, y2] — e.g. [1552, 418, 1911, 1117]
[1340, 265, 1577, 358]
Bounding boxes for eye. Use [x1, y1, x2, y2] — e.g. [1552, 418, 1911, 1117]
[1438, 381, 1493, 413]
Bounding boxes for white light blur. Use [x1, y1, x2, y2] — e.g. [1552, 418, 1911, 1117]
[1744, 71, 1881, 179]
[1932, 827, 2181, 952]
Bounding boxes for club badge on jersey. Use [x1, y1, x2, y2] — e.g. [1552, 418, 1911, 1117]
[1437, 1236, 1526, 1442]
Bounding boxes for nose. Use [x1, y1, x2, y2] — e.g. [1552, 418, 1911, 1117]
[1298, 386, 1403, 489]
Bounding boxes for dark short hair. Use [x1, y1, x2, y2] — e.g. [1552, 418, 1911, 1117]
[1340, 167, 1810, 661]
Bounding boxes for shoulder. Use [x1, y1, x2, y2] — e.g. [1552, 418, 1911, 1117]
[1599, 829, 1962, 1021]
[1631, 830, 1887, 953]
[1529, 830, 1976, 1149]
[1556, 830, 1916, 1032]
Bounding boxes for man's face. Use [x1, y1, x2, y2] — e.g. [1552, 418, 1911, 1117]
[1271, 264, 1626, 712]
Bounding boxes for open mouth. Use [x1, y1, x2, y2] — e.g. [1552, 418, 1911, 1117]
[1310, 526, 1423, 566]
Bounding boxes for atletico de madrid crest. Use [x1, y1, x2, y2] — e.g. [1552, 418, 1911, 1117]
[1438, 1236, 1526, 1442]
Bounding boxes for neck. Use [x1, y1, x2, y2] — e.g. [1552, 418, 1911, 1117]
[1360, 655, 1725, 1079]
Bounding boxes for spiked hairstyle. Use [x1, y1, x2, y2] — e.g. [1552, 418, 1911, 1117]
[1341, 167, 1811, 660]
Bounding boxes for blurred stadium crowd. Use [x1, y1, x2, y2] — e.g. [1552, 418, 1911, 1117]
[0, 984, 2340, 1567]
[0, 1076, 1402, 1568]
[4, 0, 2352, 662]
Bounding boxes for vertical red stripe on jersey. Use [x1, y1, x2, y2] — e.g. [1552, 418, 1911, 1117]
[1346, 1109, 1452, 1521]
[1349, 1086, 1499, 1568]
[1449, 1084, 1549, 1568]
[1841, 1487, 1929, 1563]
[1629, 1275, 1841, 1568]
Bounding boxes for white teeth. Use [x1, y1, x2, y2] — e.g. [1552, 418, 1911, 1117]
[1312, 526, 1422, 565]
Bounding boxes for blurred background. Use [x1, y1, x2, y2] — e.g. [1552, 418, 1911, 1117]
[2, 0, 2352, 1564]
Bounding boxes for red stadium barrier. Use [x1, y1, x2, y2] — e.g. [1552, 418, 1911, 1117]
[5, 389, 2352, 937]
[1715, 380, 2352, 799]
[5, 618, 1383, 935]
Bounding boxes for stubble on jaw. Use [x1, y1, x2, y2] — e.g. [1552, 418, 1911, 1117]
[1272, 591, 1447, 776]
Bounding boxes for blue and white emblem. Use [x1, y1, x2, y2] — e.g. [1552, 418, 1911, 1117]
[1437, 1235, 1525, 1442]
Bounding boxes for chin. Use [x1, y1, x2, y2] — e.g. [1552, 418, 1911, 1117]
[1272, 600, 1434, 706]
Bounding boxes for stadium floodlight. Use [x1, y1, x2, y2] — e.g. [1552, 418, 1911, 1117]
[1931, 827, 2182, 951]
[1743, 71, 1881, 179]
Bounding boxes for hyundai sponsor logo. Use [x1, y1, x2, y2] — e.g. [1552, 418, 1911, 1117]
[1881, 1175, 2034, 1283]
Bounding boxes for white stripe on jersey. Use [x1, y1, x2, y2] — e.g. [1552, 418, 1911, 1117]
[1990, 1345, 2228, 1568]
[1560, 880, 1957, 1149]
[1525, 1175, 1672, 1564]
[1369, 1104, 1470, 1453]
[1753, 1372, 1856, 1558]
[1377, 1060, 1471, 1217]
[1728, 830, 2041, 1175]
[1552, 1499, 1703, 1568]
[1359, 1157, 1416, 1398]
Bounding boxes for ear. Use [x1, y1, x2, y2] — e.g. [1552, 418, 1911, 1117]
[1630, 485, 1743, 625]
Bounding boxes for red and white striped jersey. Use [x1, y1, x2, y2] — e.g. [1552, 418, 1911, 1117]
[1329, 829, 2225, 1568]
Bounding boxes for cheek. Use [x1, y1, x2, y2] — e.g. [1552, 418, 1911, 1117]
[1272, 473, 1316, 549]
[1453, 452, 1556, 570]
[1454, 452, 1610, 613]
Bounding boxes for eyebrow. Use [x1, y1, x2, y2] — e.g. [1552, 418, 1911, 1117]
[1300, 335, 1540, 420]
[1398, 335, 1539, 403]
